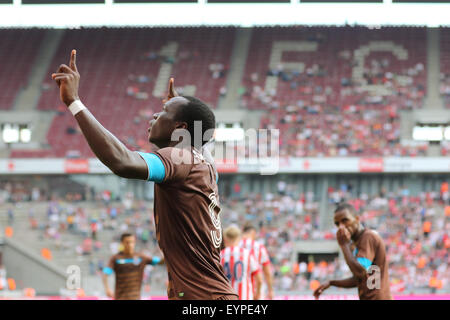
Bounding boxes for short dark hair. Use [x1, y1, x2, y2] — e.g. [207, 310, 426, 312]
[174, 96, 216, 147]
[334, 203, 357, 216]
[120, 233, 134, 242]
[242, 223, 256, 233]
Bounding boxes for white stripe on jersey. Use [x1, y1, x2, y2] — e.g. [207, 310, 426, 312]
[238, 238, 270, 266]
[220, 246, 260, 300]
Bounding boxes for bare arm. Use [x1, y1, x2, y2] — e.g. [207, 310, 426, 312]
[262, 264, 274, 299]
[330, 276, 358, 288]
[253, 272, 263, 300]
[74, 110, 147, 179]
[337, 227, 367, 281]
[102, 273, 114, 298]
[313, 277, 357, 299]
[51, 50, 148, 180]
[340, 243, 367, 281]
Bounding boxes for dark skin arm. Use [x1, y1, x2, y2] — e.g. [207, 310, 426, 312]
[337, 227, 367, 280]
[314, 227, 366, 300]
[330, 277, 358, 288]
[313, 277, 357, 299]
[51, 50, 177, 179]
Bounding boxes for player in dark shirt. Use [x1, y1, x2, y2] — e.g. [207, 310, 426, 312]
[52, 50, 238, 300]
[314, 203, 392, 300]
[102, 233, 162, 300]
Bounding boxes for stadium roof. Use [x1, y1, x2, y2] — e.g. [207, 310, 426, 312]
[1, 1, 450, 28]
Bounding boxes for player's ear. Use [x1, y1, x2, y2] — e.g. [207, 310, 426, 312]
[175, 122, 188, 130]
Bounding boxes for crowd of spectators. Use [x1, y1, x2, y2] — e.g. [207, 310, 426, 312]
[222, 182, 449, 294]
[239, 27, 429, 157]
[244, 56, 428, 157]
[1, 178, 449, 295]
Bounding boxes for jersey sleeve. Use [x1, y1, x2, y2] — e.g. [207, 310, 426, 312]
[250, 253, 260, 276]
[259, 244, 270, 266]
[142, 254, 161, 266]
[137, 152, 166, 183]
[103, 256, 115, 275]
[153, 147, 193, 183]
[202, 145, 219, 183]
[355, 233, 377, 271]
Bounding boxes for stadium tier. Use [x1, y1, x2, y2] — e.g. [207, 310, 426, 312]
[0, 178, 449, 295]
[1, 0, 450, 304]
[440, 28, 450, 110]
[244, 27, 427, 157]
[3, 26, 437, 158]
[10, 27, 235, 158]
[0, 29, 46, 110]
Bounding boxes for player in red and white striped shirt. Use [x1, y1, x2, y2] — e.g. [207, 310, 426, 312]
[220, 226, 262, 300]
[239, 224, 274, 299]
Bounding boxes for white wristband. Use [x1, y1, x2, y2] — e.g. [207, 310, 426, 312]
[68, 100, 87, 116]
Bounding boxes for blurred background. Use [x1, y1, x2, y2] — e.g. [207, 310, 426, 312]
[0, 0, 449, 300]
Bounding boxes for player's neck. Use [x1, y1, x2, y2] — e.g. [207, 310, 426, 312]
[167, 141, 194, 150]
[228, 241, 239, 248]
[351, 224, 365, 242]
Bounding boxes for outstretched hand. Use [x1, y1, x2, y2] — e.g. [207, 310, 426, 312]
[51, 49, 80, 107]
[163, 77, 178, 103]
[313, 281, 330, 300]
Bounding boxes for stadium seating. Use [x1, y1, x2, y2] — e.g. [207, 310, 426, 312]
[0, 179, 448, 294]
[241, 27, 427, 157]
[0, 29, 46, 110]
[4, 27, 432, 158]
[440, 28, 450, 109]
[12, 27, 235, 158]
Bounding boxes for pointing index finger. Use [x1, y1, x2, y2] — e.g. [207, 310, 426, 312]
[168, 77, 178, 98]
[70, 49, 78, 72]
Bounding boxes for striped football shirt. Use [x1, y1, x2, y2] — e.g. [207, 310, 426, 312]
[220, 246, 260, 300]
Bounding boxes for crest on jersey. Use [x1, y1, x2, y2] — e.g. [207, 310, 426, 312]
[208, 192, 222, 248]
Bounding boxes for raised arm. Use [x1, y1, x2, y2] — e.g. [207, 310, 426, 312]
[339, 242, 368, 280]
[51, 50, 148, 180]
[337, 227, 367, 281]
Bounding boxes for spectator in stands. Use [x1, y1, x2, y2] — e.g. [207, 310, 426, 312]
[7, 207, 14, 225]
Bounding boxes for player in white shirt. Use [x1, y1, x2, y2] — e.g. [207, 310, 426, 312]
[239, 223, 274, 299]
[220, 226, 262, 300]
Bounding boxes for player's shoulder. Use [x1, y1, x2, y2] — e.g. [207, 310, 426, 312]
[110, 252, 123, 261]
[362, 229, 384, 244]
[254, 239, 266, 249]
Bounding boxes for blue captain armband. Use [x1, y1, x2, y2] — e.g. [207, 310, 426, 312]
[137, 152, 166, 183]
[356, 257, 372, 271]
[103, 267, 113, 275]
